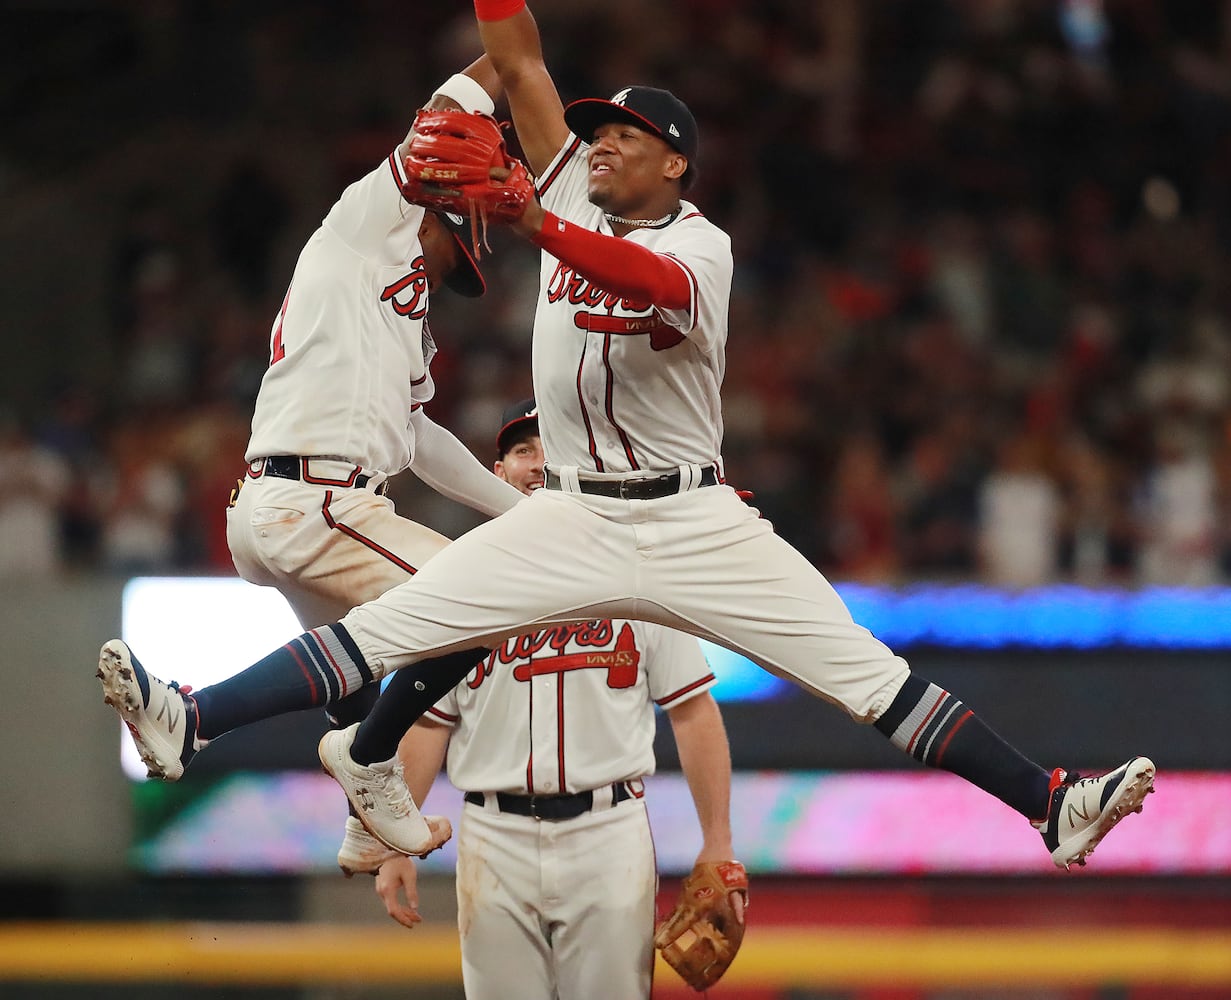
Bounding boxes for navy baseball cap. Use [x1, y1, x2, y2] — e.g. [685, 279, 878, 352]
[437, 211, 486, 298]
[496, 397, 538, 455]
[564, 86, 699, 183]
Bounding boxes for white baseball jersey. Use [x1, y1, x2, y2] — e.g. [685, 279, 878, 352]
[246, 150, 435, 476]
[532, 137, 733, 473]
[343, 132, 910, 740]
[226, 147, 519, 630]
[426, 618, 715, 793]
[430, 618, 713, 1000]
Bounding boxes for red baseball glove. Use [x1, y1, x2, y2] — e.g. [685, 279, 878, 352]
[401, 108, 535, 254]
[654, 860, 749, 991]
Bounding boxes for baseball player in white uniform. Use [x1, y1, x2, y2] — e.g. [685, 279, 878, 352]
[100, 56, 527, 853]
[226, 54, 520, 634]
[97, 2, 1154, 873]
[354, 401, 734, 1000]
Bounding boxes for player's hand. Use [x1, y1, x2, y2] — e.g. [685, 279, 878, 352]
[512, 199, 547, 239]
[374, 855, 424, 929]
[695, 845, 747, 923]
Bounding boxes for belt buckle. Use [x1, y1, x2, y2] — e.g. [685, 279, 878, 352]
[527, 796, 547, 821]
[619, 474, 667, 500]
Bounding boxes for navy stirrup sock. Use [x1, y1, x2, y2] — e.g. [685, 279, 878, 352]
[327, 685, 380, 730]
[875, 674, 1051, 818]
[193, 624, 372, 740]
[349, 647, 490, 765]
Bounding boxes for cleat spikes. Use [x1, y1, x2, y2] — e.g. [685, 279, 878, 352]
[1033, 756, 1155, 869]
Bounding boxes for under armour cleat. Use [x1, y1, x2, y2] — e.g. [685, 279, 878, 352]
[319, 724, 449, 856]
[335, 814, 453, 877]
[1033, 756, 1156, 869]
[97, 639, 204, 781]
[337, 815, 400, 877]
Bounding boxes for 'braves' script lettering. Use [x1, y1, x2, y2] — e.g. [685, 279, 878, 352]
[381, 255, 430, 320]
[545, 261, 651, 314]
[546, 261, 684, 349]
[467, 621, 641, 690]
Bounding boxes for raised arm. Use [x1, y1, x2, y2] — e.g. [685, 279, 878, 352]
[474, 1, 569, 176]
[398, 53, 502, 160]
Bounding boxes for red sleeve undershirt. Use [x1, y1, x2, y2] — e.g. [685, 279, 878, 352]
[529, 211, 692, 310]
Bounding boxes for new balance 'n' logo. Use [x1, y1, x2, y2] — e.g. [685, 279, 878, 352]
[156, 697, 180, 734]
[1065, 797, 1092, 827]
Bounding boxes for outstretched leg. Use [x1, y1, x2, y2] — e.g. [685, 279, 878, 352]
[319, 646, 490, 855]
[874, 675, 1155, 868]
[97, 624, 484, 781]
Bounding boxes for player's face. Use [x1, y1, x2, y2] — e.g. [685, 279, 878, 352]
[418, 214, 460, 293]
[586, 122, 685, 215]
[495, 434, 545, 496]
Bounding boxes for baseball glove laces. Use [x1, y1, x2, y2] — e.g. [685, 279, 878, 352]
[401, 108, 535, 256]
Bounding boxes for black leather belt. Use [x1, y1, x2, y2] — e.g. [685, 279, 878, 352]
[255, 456, 386, 494]
[544, 466, 717, 500]
[464, 782, 631, 821]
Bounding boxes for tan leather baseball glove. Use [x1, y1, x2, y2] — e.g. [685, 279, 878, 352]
[654, 859, 749, 991]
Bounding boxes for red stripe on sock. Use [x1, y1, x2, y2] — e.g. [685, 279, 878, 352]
[906, 691, 949, 754]
[287, 642, 321, 704]
[933, 709, 974, 766]
[308, 627, 349, 698]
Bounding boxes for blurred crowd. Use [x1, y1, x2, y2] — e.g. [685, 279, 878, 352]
[2, 0, 1230, 588]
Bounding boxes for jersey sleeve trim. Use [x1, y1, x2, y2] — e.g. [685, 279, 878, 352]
[659, 252, 700, 331]
[654, 673, 717, 707]
[386, 149, 411, 196]
[425, 706, 459, 725]
[536, 135, 585, 198]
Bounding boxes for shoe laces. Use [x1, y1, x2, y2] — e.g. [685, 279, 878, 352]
[380, 761, 414, 819]
[1059, 769, 1085, 788]
[169, 681, 193, 696]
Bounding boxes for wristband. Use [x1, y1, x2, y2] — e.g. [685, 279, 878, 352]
[432, 73, 496, 117]
[474, 0, 526, 22]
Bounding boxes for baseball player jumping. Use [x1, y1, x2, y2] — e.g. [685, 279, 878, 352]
[97, 0, 1154, 878]
[359, 400, 740, 998]
[100, 54, 530, 855]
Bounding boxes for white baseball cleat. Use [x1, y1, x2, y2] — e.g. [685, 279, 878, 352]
[336, 814, 453, 877]
[1033, 756, 1156, 869]
[337, 816, 400, 878]
[97, 639, 204, 781]
[319, 724, 449, 856]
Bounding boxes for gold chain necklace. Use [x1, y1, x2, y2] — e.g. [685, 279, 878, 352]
[604, 208, 679, 228]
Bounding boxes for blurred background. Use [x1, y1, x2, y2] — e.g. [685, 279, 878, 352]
[2, 0, 1230, 997]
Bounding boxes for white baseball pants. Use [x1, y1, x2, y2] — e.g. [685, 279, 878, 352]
[456, 796, 656, 1000]
[226, 474, 450, 629]
[341, 484, 910, 721]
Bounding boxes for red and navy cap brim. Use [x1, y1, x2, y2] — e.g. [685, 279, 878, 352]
[563, 88, 698, 164]
[438, 212, 486, 298]
[497, 398, 538, 453]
